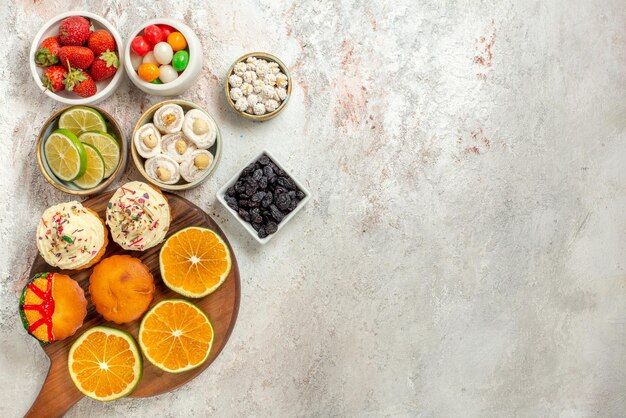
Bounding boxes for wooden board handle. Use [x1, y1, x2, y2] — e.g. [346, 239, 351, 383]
[25, 357, 83, 418]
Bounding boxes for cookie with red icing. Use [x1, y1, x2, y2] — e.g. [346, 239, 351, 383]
[19, 272, 87, 343]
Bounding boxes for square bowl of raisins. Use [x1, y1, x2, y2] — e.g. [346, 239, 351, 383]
[217, 150, 310, 244]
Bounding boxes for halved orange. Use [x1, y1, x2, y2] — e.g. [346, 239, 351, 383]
[139, 299, 214, 373]
[159, 226, 231, 298]
[68, 326, 142, 401]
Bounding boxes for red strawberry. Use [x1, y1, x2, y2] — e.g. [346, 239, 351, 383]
[59, 16, 92, 46]
[88, 29, 116, 56]
[35, 36, 61, 66]
[64, 67, 96, 97]
[59, 46, 94, 69]
[41, 65, 68, 92]
[90, 51, 119, 81]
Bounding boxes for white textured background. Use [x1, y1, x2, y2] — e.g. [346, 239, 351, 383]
[1, 0, 625, 417]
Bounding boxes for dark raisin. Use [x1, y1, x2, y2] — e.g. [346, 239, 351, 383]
[225, 196, 238, 210]
[261, 192, 273, 208]
[269, 175, 277, 185]
[238, 199, 249, 207]
[288, 199, 298, 211]
[251, 222, 263, 232]
[248, 199, 260, 208]
[277, 177, 296, 190]
[258, 155, 270, 165]
[296, 190, 306, 200]
[274, 186, 287, 196]
[265, 222, 278, 234]
[258, 176, 268, 189]
[258, 227, 268, 239]
[276, 193, 291, 211]
[250, 208, 263, 224]
[263, 165, 274, 178]
[226, 186, 236, 196]
[287, 190, 296, 199]
[252, 169, 263, 181]
[251, 191, 266, 202]
[238, 208, 250, 222]
[242, 163, 256, 176]
[235, 184, 245, 194]
[245, 183, 257, 196]
[270, 205, 285, 223]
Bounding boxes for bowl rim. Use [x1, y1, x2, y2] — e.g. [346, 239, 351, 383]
[131, 99, 222, 191]
[216, 149, 311, 244]
[224, 52, 292, 122]
[36, 105, 128, 196]
[29, 11, 125, 105]
[124, 18, 200, 92]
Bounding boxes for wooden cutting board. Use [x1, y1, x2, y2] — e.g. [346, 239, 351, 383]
[24, 191, 240, 418]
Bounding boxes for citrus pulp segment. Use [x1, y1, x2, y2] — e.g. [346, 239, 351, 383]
[43, 129, 86, 181]
[79, 131, 120, 178]
[73, 143, 105, 189]
[59, 106, 107, 135]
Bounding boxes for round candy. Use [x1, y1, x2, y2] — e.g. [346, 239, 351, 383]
[153, 42, 173, 65]
[130, 52, 143, 71]
[142, 51, 158, 65]
[150, 78, 163, 84]
[144, 25, 165, 45]
[138, 63, 159, 82]
[172, 50, 189, 72]
[158, 24, 176, 39]
[131, 36, 151, 56]
[159, 65, 178, 83]
[167, 32, 187, 51]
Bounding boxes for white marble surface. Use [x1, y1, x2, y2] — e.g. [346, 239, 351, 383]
[1, 0, 626, 416]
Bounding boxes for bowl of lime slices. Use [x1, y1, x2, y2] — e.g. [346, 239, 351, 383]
[36, 105, 127, 195]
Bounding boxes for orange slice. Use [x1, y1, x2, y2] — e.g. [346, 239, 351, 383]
[138, 299, 214, 373]
[159, 226, 231, 298]
[68, 326, 142, 401]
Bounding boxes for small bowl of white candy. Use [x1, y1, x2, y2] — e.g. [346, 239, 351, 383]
[131, 99, 221, 190]
[225, 52, 292, 121]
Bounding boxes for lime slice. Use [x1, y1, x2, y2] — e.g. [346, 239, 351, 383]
[44, 129, 87, 181]
[73, 143, 105, 189]
[59, 106, 107, 135]
[79, 131, 120, 178]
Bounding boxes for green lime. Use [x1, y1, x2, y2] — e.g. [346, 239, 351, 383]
[73, 143, 105, 189]
[43, 129, 87, 181]
[59, 106, 107, 135]
[79, 131, 120, 178]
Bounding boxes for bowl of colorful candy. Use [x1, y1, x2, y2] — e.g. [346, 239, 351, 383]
[29, 11, 124, 105]
[124, 19, 202, 96]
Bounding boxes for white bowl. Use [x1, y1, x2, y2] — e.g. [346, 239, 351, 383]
[216, 150, 311, 244]
[124, 19, 202, 96]
[29, 11, 125, 105]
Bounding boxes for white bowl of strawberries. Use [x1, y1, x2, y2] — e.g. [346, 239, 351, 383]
[29, 11, 124, 105]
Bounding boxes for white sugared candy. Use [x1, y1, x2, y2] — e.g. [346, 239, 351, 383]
[159, 65, 178, 84]
[253, 102, 266, 115]
[235, 98, 248, 112]
[241, 82, 253, 95]
[261, 85, 276, 99]
[247, 94, 259, 107]
[233, 62, 247, 76]
[253, 79, 264, 94]
[230, 56, 289, 115]
[153, 42, 173, 65]
[264, 73, 276, 86]
[264, 99, 279, 112]
[230, 87, 243, 101]
[243, 71, 257, 83]
[276, 87, 287, 100]
[275, 72, 288, 88]
[229, 74, 243, 88]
